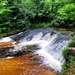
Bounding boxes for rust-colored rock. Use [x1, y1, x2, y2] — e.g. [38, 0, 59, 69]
[0, 53, 56, 75]
[0, 42, 14, 48]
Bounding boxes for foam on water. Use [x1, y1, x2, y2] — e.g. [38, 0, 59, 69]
[19, 39, 64, 72]
[0, 37, 13, 42]
[35, 50, 62, 72]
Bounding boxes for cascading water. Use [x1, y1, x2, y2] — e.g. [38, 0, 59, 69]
[0, 28, 71, 73]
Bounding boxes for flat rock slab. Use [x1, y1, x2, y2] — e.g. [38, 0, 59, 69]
[0, 53, 56, 75]
[0, 42, 14, 48]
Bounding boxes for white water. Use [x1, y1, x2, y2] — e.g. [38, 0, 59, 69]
[0, 37, 13, 42]
[0, 29, 71, 72]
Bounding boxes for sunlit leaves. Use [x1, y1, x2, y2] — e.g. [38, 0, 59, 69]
[58, 4, 75, 20]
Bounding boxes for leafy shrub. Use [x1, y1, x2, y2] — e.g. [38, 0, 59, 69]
[61, 35, 75, 75]
[57, 2, 75, 27]
[63, 48, 70, 61]
[68, 35, 75, 47]
[69, 55, 75, 63]
[58, 4, 75, 20]
[68, 40, 75, 47]
[71, 35, 75, 40]
[0, 0, 27, 34]
[12, 0, 54, 23]
[6, 0, 75, 28]
[0, 0, 75, 36]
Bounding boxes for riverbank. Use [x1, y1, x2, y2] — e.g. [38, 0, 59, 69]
[61, 36, 75, 75]
[0, 23, 75, 38]
[0, 27, 27, 38]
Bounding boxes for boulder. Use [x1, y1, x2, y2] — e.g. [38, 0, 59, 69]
[0, 42, 15, 58]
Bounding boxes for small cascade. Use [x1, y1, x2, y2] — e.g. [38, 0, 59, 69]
[0, 28, 71, 73]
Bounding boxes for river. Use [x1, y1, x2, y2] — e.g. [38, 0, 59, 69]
[0, 28, 72, 75]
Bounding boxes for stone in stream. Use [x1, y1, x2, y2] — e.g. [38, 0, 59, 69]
[0, 42, 15, 58]
[0, 53, 56, 75]
[0, 42, 40, 58]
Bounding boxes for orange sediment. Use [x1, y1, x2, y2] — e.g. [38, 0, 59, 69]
[0, 42, 13, 48]
[0, 53, 56, 75]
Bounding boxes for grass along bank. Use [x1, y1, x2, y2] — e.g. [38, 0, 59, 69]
[61, 35, 75, 75]
[0, 27, 27, 38]
[1, 22, 75, 38]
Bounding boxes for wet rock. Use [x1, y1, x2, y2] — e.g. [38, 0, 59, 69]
[0, 42, 15, 58]
[0, 53, 56, 75]
[12, 45, 40, 57]
[0, 42, 40, 58]
[22, 45, 40, 51]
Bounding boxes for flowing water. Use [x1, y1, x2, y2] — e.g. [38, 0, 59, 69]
[0, 28, 71, 74]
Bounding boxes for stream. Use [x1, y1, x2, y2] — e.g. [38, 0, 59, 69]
[0, 28, 72, 75]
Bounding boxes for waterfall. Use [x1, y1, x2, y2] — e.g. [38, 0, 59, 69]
[0, 28, 71, 73]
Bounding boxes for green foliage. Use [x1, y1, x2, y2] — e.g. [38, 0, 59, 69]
[69, 55, 75, 63]
[0, 0, 27, 34]
[61, 35, 75, 75]
[72, 68, 75, 73]
[12, 0, 60, 24]
[0, 0, 75, 36]
[3, 0, 75, 29]
[63, 48, 70, 60]
[58, 4, 75, 20]
[68, 40, 75, 47]
[71, 35, 75, 40]
[57, 0, 75, 27]
[0, 0, 12, 33]
[68, 35, 75, 47]
[0, 0, 12, 14]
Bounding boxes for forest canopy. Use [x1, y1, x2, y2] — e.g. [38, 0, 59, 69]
[0, 0, 75, 35]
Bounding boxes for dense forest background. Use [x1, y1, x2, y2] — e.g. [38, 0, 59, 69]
[0, 0, 75, 35]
